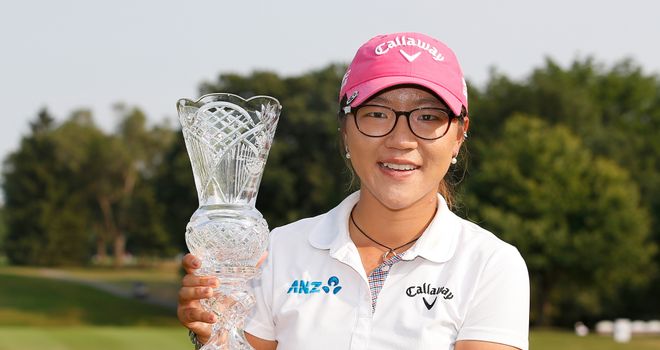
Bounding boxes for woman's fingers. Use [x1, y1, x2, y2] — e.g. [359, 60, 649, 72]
[177, 305, 214, 343]
[182, 274, 218, 288]
[182, 253, 202, 274]
[178, 304, 217, 325]
[179, 286, 214, 302]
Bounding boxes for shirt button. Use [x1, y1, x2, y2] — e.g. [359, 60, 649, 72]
[381, 265, 390, 272]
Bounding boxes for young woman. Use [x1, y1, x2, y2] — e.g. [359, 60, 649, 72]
[177, 32, 530, 350]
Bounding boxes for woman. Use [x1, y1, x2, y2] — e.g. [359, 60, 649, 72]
[178, 32, 530, 350]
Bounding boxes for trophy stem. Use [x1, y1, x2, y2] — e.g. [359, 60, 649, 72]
[200, 269, 258, 350]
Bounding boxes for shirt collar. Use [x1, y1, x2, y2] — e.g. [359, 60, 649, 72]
[401, 194, 460, 263]
[308, 191, 460, 264]
[308, 191, 359, 256]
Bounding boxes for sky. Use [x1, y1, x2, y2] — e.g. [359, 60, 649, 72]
[1, 0, 659, 170]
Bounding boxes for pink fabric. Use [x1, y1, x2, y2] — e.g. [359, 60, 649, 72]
[339, 32, 468, 116]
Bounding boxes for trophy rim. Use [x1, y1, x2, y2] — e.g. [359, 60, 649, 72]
[176, 93, 281, 112]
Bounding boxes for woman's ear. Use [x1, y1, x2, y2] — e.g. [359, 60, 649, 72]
[462, 116, 470, 134]
[453, 116, 469, 154]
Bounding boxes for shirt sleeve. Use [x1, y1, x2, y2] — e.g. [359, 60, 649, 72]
[244, 231, 277, 341]
[456, 244, 530, 350]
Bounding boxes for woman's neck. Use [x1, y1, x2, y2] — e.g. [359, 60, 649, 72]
[350, 189, 438, 249]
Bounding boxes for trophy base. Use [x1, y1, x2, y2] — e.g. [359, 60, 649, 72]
[201, 324, 254, 350]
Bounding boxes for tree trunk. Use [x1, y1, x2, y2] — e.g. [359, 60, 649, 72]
[113, 233, 126, 268]
[95, 229, 107, 262]
[97, 195, 123, 267]
[534, 274, 554, 327]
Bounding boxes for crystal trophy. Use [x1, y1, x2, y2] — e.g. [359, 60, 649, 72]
[177, 93, 281, 350]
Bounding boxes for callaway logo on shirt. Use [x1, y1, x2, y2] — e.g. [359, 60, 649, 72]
[406, 283, 454, 310]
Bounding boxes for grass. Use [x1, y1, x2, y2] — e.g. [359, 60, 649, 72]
[0, 265, 181, 305]
[0, 328, 657, 350]
[530, 330, 660, 350]
[0, 327, 190, 350]
[0, 272, 178, 326]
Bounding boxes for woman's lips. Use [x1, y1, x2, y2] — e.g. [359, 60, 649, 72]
[378, 162, 420, 171]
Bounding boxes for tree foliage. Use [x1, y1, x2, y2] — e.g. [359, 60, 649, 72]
[2, 107, 174, 266]
[2, 110, 91, 265]
[464, 115, 655, 326]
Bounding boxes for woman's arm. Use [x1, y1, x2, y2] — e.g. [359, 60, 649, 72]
[455, 340, 520, 350]
[246, 333, 277, 350]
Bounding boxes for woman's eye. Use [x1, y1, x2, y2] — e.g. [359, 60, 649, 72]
[366, 112, 388, 119]
[419, 114, 439, 121]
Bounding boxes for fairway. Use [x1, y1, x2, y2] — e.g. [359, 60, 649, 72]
[0, 271, 178, 326]
[530, 330, 660, 350]
[0, 327, 190, 350]
[0, 327, 658, 350]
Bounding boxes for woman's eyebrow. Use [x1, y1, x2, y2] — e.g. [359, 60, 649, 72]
[366, 95, 448, 109]
[417, 97, 448, 108]
[367, 96, 390, 104]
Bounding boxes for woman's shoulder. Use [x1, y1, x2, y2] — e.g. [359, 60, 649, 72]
[453, 215, 526, 268]
[270, 211, 328, 239]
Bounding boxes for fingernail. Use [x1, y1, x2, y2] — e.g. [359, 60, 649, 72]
[206, 278, 217, 287]
[207, 314, 216, 323]
[192, 259, 200, 267]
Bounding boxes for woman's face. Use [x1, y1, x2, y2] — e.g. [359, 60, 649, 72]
[344, 86, 467, 210]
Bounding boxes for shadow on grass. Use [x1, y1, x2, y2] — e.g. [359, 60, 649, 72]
[0, 274, 179, 326]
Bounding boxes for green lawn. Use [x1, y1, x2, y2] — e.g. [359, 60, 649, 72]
[530, 330, 660, 350]
[0, 272, 178, 326]
[0, 265, 181, 305]
[0, 327, 190, 350]
[0, 327, 658, 350]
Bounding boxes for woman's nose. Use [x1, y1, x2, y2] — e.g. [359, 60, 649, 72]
[385, 114, 418, 149]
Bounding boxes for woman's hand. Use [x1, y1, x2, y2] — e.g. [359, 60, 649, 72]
[176, 252, 270, 346]
[177, 253, 217, 344]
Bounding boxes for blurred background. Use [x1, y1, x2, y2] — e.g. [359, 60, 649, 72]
[1, 0, 659, 349]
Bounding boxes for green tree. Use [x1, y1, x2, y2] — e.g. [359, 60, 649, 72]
[2, 109, 91, 265]
[470, 58, 660, 319]
[153, 134, 197, 251]
[3, 107, 176, 266]
[61, 106, 176, 265]
[465, 115, 655, 326]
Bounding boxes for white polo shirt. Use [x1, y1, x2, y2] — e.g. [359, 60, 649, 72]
[245, 191, 529, 350]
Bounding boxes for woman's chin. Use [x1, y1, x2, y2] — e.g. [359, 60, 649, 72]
[362, 187, 436, 212]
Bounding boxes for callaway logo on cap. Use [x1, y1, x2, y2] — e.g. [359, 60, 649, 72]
[339, 32, 468, 116]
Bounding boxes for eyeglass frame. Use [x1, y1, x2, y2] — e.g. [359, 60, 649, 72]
[343, 103, 461, 140]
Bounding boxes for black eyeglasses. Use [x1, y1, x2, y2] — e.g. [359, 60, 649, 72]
[350, 104, 456, 140]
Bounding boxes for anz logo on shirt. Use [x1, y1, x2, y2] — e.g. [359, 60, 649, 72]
[287, 276, 342, 295]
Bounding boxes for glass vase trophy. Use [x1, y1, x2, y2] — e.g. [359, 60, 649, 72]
[177, 93, 281, 350]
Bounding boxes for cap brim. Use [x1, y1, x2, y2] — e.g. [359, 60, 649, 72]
[348, 76, 464, 116]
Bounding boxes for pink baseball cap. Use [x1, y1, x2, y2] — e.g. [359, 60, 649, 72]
[339, 32, 468, 116]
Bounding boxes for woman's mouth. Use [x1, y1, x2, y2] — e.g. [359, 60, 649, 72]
[378, 162, 420, 171]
